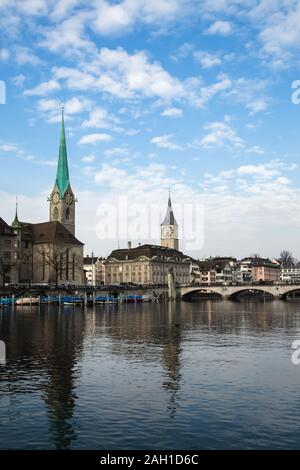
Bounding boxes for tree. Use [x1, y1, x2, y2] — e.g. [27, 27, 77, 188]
[279, 250, 296, 268]
[37, 245, 80, 289]
[250, 253, 261, 259]
[0, 257, 14, 288]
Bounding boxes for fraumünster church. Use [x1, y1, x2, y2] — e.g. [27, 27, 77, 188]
[0, 108, 84, 286]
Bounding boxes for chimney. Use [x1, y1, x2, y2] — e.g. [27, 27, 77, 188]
[138, 243, 141, 247]
[128, 241, 132, 250]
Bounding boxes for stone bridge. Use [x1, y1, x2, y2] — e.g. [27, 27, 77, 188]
[178, 284, 300, 300]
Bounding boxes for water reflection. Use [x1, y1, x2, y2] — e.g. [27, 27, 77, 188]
[1, 300, 300, 449]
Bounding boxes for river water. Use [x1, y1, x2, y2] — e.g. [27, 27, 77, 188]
[0, 300, 300, 450]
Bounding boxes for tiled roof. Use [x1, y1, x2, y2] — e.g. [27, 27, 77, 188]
[107, 244, 190, 262]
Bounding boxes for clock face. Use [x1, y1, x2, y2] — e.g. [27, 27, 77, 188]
[65, 192, 74, 206]
[162, 225, 177, 239]
[52, 191, 60, 205]
[162, 226, 170, 239]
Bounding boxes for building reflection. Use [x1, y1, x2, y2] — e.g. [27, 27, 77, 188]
[162, 302, 182, 417]
[42, 307, 85, 449]
[1, 306, 85, 449]
[93, 301, 184, 418]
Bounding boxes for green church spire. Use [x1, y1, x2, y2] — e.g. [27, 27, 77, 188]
[55, 105, 70, 197]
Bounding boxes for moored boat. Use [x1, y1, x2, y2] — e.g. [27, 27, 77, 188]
[16, 297, 40, 306]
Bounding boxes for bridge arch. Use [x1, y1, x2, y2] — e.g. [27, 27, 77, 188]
[181, 288, 223, 301]
[281, 287, 300, 300]
[228, 287, 274, 300]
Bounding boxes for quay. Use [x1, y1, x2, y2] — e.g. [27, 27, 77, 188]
[1, 282, 300, 307]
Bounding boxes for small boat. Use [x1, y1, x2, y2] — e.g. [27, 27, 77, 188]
[16, 297, 40, 306]
[61, 296, 83, 305]
[40, 295, 59, 304]
[0, 297, 14, 307]
[126, 295, 144, 303]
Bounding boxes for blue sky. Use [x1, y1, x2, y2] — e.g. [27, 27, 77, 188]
[1, 0, 300, 258]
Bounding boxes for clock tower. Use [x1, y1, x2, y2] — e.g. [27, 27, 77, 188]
[49, 106, 76, 235]
[161, 193, 179, 250]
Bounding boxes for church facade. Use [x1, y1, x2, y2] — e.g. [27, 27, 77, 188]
[0, 108, 84, 287]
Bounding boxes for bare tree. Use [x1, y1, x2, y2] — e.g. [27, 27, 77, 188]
[279, 250, 296, 268]
[37, 245, 80, 289]
[250, 253, 261, 259]
[0, 257, 14, 288]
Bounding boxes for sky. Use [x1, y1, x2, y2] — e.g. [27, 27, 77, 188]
[1, 0, 300, 259]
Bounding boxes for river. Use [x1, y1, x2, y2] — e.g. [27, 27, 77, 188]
[0, 300, 300, 449]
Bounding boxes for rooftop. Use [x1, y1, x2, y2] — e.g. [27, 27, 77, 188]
[107, 243, 190, 262]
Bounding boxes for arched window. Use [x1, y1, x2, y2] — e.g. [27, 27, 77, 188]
[72, 253, 75, 280]
[65, 207, 70, 221]
[66, 249, 69, 280]
[60, 253, 63, 280]
[53, 207, 58, 220]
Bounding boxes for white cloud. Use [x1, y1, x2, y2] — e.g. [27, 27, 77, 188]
[24, 79, 61, 96]
[246, 145, 265, 155]
[0, 48, 9, 61]
[14, 46, 43, 65]
[82, 107, 119, 129]
[104, 146, 130, 157]
[247, 99, 268, 115]
[186, 73, 232, 108]
[53, 47, 185, 101]
[37, 96, 91, 122]
[78, 133, 113, 144]
[193, 50, 222, 69]
[151, 134, 183, 150]
[199, 118, 245, 150]
[82, 153, 96, 163]
[92, 0, 184, 36]
[0, 143, 19, 152]
[206, 20, 232, 36]
[39, 12, 94, 55]
[161, 107, 183, 117]
[12, 74, 26, 87]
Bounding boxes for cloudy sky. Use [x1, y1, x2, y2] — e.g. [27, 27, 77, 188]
[1, 0, 300, 258]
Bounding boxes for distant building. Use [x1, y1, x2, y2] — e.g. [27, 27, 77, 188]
[236, 257, 280, 283]
[0, 217, 19, 285]
[104, 243, 191, 285]
[190, 259, 202, 283]
[197, 258, 236, 285]
[84, 255, 105, 286]
[281, 268, 300, 283]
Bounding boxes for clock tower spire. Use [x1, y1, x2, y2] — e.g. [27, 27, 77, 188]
[49, 105, 76, 235]
[161, 192, 179, 250]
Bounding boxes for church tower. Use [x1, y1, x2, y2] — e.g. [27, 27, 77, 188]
[49, 106, 76, 235]
[161, 193, 179, 251]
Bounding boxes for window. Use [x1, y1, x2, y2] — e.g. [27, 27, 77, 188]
[66, 207, 70, 221]
[66, 249, 69, 280]
[72, 253, 75, 280]
[53, 207, 59, 220]
[60, 253, 63, 280]
[42, 253, 45, 280]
